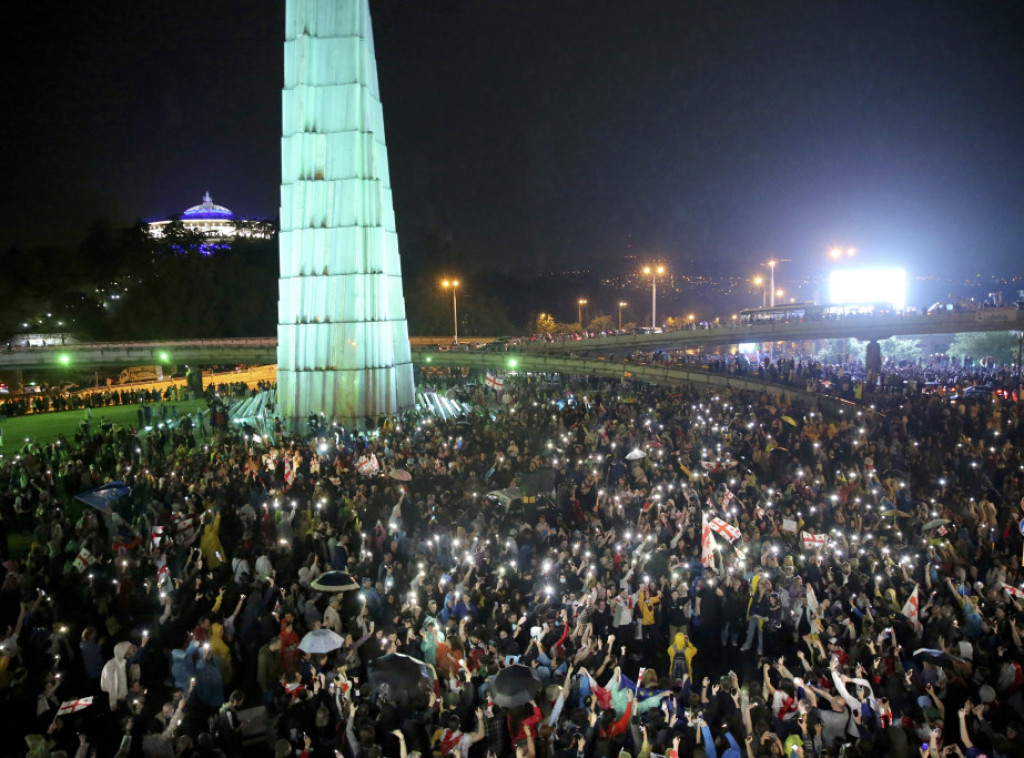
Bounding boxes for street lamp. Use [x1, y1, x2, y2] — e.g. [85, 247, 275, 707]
[618, 301, 628, 331]
[829, 246, 856, 260]
[753, 275, 766, 308]
[441, 279, 459, 344]
[577, 298, 588, 327]
[643, 265, 665, 329]
[768, 260, 777, 307]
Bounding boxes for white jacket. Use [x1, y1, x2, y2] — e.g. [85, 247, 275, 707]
[100, 641, 133, 709]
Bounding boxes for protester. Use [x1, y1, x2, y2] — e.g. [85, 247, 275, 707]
[0, 365, 1023, 758]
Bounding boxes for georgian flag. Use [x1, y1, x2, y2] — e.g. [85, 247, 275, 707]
[708, 517, 741, 543]
[357, 454, 380, 476]
[700, 513, 717, 568]
[721, 489, 737, 508]
[901, 585, 922, 631]
[755, 505, 767, 519]
[485, 372, 504, 391]
[72, 547, 98, 573]
[174, 513, 201, 546]
[800, 531, 828, 550]
[1003, 584, 1024, 599]
[58, 696, 94, 716]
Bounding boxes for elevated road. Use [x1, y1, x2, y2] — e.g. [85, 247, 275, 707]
[0, 338, 278, 371]
[522, 307, 1024, 354]
[0, 308, 1019, 372]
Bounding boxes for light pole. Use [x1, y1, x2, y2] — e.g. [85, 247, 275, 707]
[768, 260, 777, 307]
[829, 246, 857, 260]
[618, 301, 628, 330]
[577, 298, 588, 328]
[643, 265, 665, 329]
[441, 279, 459, 344]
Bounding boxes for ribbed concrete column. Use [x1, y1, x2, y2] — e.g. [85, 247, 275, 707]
[277, 0, 414, 432]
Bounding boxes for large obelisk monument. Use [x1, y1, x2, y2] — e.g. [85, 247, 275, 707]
[277, 0, 414, 432]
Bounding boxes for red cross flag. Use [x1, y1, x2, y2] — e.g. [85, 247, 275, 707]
[485, 372, 504, 391]
[709, 517, 741, 543]
[357, 454, 380, 476]
[721, 489, 737, 509]
[1003, 584, 1024, 600]
[174, 513, 201, 546]
[700, 513, 717, 567]
[800, 532, 828, 551]
[57, 696, 94, 716]
[901, 585, 922, 631]
[72, 548, 98, 573]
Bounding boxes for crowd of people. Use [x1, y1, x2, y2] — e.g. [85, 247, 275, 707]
[619, 352, 1021, 405]
[1, 366, 1024, 758]
[0, 381, 274, 419]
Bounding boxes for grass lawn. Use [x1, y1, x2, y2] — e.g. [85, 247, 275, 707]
[0, 399, 209, 455]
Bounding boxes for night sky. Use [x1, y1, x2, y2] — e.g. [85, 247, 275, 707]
[3, 0, 1023, 281]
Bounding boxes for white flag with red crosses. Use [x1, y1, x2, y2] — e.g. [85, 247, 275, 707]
[708, 517, 741, 543]
[58, 696, 94, 716]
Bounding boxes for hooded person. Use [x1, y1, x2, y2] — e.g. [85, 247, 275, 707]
[668, 631, 697, 684]
[100, 640, 135, 710]
[199, 511, 226, 569]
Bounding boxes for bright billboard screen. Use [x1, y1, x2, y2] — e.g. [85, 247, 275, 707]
[828, 268, 906, 310]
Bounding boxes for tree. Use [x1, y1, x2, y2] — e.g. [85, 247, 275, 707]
[586, 315, 614, 332]
[534, 313, 556, 334]
[948, 331, 1021, 366]
[815, 338, 863, 363]
[877, 336, 922, 364]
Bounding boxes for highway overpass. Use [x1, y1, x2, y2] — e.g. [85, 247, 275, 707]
[520, 307, 1024, 355]
[0, 307, 1019, 372]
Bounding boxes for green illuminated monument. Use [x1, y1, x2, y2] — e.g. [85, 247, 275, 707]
[277, 0, 414, 431]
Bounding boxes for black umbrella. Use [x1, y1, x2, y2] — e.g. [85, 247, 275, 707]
[491, 664, 543, 709]
[368, 653, 434, 709]
[310, 571, 360, 593]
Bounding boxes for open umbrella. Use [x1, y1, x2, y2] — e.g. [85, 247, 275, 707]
[368, 653, 434, 708]
[491, 664, 543, 708]
[625, 449, 647, 461]
[310, 571, 360, 593]
[781, 415, 797, 427]
[922, 518, 952, 531]
[388, 468, 412, 482]
[298, 629, 344, 654]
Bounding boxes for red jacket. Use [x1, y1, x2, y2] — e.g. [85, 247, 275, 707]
[508, 704, 542, 744]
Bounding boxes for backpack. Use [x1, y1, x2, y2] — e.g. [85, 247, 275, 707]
[212, 707, 240, 750]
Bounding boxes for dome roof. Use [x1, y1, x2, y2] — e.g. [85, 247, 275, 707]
[181, 192, 234, 220]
